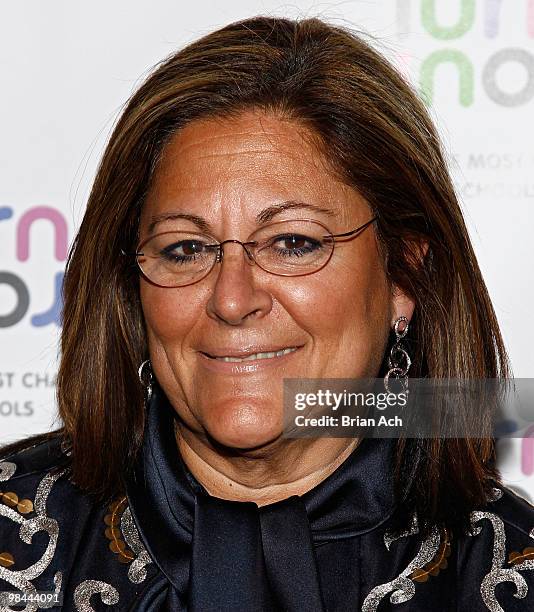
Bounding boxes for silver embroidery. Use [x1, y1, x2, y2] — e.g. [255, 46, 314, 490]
[362, 524, 441, 611]
[73, 580, 119, 611]
[0, 572, 62, 612]
[514, 559, 534, 571]
[120, 505, 153, 583]
[488, 488, 503, 502]
[384, 513, 419, 551]
[470, 511, 534, 611]
[530, 527, 534, 540]
[0, 469, 65, 611]
[0, 461, 17, 482]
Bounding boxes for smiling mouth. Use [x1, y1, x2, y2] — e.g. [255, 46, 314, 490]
[201, 347, 299, 363]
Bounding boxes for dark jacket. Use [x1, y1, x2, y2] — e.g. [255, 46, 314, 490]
[1, 386, 534, 611]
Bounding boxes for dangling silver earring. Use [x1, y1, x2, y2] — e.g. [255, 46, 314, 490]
[384, 316, 411, 393]
[138, 359, 154, 402]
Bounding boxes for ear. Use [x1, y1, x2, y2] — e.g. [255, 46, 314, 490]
[390, 239, 429, 328]
[391, 285, 416, 327]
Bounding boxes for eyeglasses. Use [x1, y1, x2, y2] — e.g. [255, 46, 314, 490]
[123, 216, 377, 288]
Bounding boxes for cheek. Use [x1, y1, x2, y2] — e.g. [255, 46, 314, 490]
[279, 252, 391, 378]
[139, 282, 202, 342]
[283, 260, 390, 341]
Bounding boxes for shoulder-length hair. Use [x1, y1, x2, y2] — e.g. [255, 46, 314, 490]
[1, 16, 509, 534]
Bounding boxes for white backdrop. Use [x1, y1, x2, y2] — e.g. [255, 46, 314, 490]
[1, 1, 533, 499]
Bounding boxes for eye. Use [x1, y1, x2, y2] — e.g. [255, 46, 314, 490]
[277, 235, 307, 249]
[161, 239, 209, 262]
[271, 234, 322, 256]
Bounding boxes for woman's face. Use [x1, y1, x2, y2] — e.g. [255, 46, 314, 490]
[139, 110, 414, 450]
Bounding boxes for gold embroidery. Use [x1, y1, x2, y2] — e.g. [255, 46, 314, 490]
[509, 547, 534, 566]
[411, 528, 451, 582]
[101, 496, 154, 583]
[0, 551, 15, 568]
[17, 498, 34, 514]
[1, 491, 18, 507]
[103, 497, 135, 563]
[0, 489, 35, 514]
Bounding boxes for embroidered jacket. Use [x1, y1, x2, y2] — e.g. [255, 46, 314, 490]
[1, 393, 534, 612]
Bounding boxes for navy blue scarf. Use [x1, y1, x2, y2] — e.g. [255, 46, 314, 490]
[125, 382, 397, 611]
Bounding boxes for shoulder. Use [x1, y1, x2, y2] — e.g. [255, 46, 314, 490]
[0, 433, 87, 529]
[0, 435, 86, 591]
[463, 483, 534, 559]
[0, 435, 158, 607]
[452, 484, 534, 610]
[0, 432, 68, 482]
[477, 484, 534, 540]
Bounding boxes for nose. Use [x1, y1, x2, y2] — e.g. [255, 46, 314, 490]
[206, 241, 273, 325]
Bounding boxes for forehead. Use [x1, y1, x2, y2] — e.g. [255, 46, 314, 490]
[153, 110, 335, 180]
[139, 110, 368, 233]
[167, 109, 321, 151]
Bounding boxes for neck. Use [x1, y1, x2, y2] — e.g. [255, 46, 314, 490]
[174, 423, 360, 506]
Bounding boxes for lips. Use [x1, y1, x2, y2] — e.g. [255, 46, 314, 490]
[199, 346, 301, 363]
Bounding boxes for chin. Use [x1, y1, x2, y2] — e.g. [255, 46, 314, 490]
[202, 402, 283, 450]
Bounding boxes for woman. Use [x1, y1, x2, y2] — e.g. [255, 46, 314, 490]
[1, 15, 533, 612]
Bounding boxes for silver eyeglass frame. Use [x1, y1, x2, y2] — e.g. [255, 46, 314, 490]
[121, 216, 378, 288]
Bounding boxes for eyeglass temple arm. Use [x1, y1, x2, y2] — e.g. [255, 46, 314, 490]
[121, 248, 144, 256]
[328, 216, 377, 240]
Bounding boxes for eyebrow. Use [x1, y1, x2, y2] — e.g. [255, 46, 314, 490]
[147, 212, 212, 235]
[147, 201, 336, 235]
[256, 201, 336, 224]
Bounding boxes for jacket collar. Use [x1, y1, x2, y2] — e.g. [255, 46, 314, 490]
[125, 382, 398, 596]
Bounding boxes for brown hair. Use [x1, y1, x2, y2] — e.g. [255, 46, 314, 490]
[0, 16, 509, 534]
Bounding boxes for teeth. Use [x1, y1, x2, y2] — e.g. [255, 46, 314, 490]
[215, 347, 297, 362]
